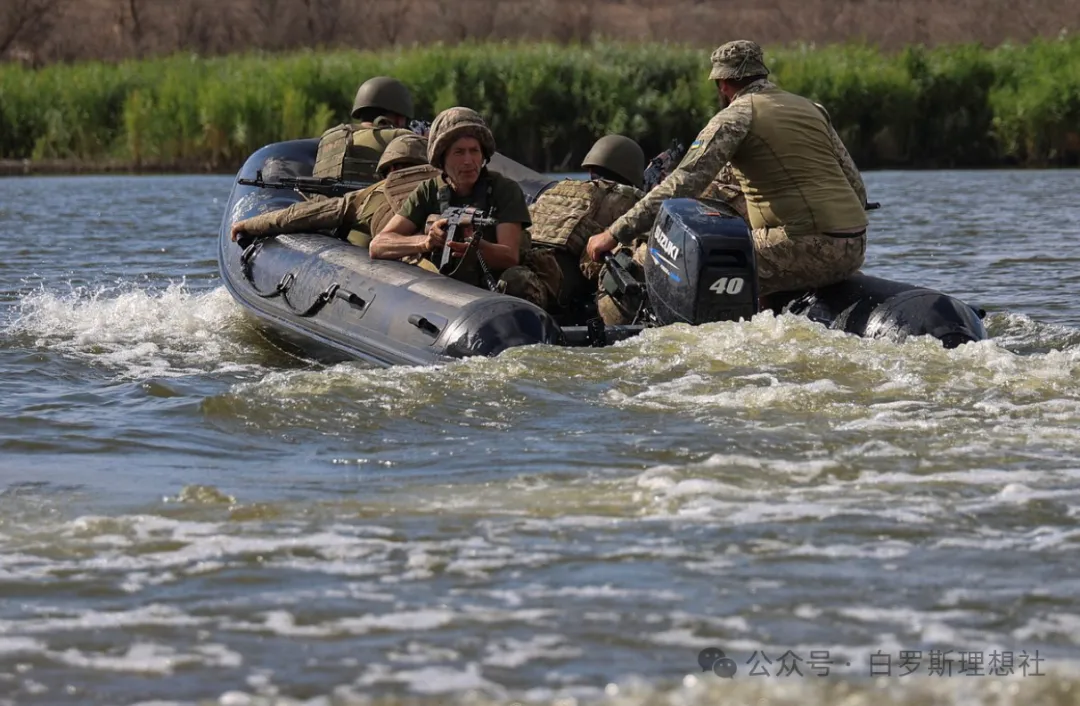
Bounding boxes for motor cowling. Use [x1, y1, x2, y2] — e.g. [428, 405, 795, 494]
[643, 198, 759, 326]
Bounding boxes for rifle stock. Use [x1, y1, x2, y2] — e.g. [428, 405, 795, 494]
[643, 139, 687, 192]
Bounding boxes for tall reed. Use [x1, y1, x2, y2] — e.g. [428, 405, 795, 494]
[2, 38, 1079, 171]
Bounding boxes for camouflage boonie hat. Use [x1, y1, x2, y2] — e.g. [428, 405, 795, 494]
[427, 107, 496, 170]
[709, 40, 770, 80]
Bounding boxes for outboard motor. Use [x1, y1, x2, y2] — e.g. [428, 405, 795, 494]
[643, 198, 759, 325]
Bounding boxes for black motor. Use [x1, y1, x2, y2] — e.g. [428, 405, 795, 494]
[643, 198, 759, 326]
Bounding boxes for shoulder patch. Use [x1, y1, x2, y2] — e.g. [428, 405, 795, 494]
[689, 139, 704, 151]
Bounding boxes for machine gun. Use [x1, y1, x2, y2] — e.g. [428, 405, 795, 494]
[436, 206, 500, 291]
[237, 169, 371, 198]
[643, 139, 687, 192]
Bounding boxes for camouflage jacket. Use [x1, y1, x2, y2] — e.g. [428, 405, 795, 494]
[238, 189, 373, 239]
[607, 79, 867, 244]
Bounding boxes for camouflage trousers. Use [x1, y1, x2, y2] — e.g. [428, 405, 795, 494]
[753, 226, 867, 296]
[596, 241, 649, 326]
[497, 263, 552, 311]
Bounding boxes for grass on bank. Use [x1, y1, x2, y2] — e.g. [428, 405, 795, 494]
[2, 38, 1079, 172]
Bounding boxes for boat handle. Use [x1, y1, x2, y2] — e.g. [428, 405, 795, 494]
[408, 314, 442, 336]
[334, 288, 367, 310]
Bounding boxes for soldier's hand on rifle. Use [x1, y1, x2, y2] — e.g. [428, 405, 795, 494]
[444, 227, 474, 258]
[423, 216, 448, 252]
[587, 230, 619, 263]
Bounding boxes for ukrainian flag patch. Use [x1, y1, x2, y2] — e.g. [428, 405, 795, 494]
[689, 139, 704, 151]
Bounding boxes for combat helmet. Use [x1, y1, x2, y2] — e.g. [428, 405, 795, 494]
[426, 107, 496, 170]
[376, 133, 429, 176]
[351, 76, 415, 121]
[581, 134, 645, 190]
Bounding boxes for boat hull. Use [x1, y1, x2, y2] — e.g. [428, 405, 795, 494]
[217, 139, 988, 367]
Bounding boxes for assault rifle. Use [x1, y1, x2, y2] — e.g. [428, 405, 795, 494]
[409, 119, 432, 136]
[436, 206, 500, 291]
[643, 139, 686, 192]
[237, 169, 372, 198]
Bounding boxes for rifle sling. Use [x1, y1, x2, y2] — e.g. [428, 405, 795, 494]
[436, 175, 496, 279]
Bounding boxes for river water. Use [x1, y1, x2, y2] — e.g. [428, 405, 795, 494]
[2, 170, 1080, 706]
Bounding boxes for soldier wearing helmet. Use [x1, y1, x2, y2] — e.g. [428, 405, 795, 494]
[311, 76, 418, 183]
[371, 107, 552, 311]
[230, 133, 435, 247]
[586, 40, 872, 304]
[525, 134, 647, 320]
[351, 75, 415, 125]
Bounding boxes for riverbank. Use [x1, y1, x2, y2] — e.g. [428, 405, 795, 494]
[3, 39, 1079, 174]
[0, 158, 221, 177]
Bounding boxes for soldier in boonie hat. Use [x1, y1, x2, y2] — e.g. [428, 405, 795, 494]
[709, 39, 771, 81]
[586, 37, 874, 304]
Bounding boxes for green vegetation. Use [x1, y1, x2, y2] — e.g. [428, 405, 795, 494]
[2, 38, 1079, 171]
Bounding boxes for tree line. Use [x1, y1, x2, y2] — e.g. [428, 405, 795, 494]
[2, 0, 1078, 67]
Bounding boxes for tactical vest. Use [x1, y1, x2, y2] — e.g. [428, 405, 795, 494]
[360, 164, 441, 237]
[528, 179, 643, 256]
[312, 119, 414, 182]
[731, 86, 867, 237]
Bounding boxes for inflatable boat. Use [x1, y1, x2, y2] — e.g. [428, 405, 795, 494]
[217, 138, 988, 367]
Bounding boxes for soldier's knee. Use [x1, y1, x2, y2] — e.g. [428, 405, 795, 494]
[520, 248, 564, 309]
[596, 294, 632, 326]
[498, 266, 549, 311]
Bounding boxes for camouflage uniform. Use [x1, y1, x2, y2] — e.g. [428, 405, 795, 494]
[530, 177, 644, 312]
[699, 162, 748, 221]
[312, 77, 417, 182]
[396, 107, 550, 311]
[607, 40, 869, 297]
[233, 134, 434, 247]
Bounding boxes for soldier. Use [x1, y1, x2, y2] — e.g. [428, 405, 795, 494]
[311, 76, 418, 183]
[229, 133, 436, 247]
[527, 134, 646, 320]
[586, 40, 870, 302]
[371, 107, 551, 310]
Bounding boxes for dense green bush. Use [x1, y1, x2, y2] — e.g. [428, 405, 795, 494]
[2, 38, 1079, 171]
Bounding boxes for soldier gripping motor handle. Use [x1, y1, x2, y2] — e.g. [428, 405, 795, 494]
[586, 39, 871, 304]
[230, 133, 437, 247]
[370, 107, 554, 310]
